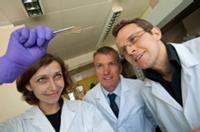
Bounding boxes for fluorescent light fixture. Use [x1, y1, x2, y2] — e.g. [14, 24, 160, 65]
[21, 0, 44, 17]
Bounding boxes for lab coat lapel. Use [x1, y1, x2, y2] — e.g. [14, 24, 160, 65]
[173, 43, 200, 127]
[95, 84, 117, 119]
[145, 79, 182, 111]
[24, 106, 55, 131]
[181, 64, 196, 127]
[181, 62, 193, 108]
[172, 44, 198, 107]
[118, 77, 129, 123]
[59, 100, 76, 132]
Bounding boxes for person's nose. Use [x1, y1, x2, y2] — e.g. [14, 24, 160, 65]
[103, 65, 110, 75]
[126, 44, 136, 55]
[48, 78, 57, 90]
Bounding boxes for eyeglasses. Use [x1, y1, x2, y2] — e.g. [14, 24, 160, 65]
[119, 30, 146, 56]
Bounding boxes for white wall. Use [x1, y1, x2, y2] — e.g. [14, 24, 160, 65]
[72, 67, 95, 82]
[142, 0, 193, 27]
[0, 25, 31, 122]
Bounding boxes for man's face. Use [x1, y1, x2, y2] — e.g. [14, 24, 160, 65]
[94, 53, 121, 92]
[116, 23, 162, 69]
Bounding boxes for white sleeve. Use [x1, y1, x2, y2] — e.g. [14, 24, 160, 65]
[0, 118, 21, 132]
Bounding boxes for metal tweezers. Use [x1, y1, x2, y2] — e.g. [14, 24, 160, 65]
[53, 26, 75, 34]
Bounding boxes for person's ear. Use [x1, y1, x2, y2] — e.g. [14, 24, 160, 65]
[26, 84, 32, 91]
[151, 27, 162, 40]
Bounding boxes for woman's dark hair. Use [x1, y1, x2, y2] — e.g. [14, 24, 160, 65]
[16, 54, 73, 105]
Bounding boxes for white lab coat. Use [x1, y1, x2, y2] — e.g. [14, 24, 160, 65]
[141, 37, 200, 132]
[84, 75, 155, 132]
[0, 100, 114, 132]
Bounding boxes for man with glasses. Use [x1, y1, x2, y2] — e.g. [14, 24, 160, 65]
[112, 18, 200, 132]
[84, 46, 156, 132]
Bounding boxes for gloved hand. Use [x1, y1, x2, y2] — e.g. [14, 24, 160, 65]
[0, 26, 54, 83]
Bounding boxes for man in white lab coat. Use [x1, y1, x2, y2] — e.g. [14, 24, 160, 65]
[84, 46, 155, 132]
[112, 18, 200, 132]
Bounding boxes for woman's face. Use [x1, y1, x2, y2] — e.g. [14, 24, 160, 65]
[27, 61, 65, 107]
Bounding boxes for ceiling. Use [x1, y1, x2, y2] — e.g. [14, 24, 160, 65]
[0, 0, 193, 70]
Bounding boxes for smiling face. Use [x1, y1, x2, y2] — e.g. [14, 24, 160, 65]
[94, 52, 122, 92]
[27, 61, 65, 107]
[116, 23, 162, 69]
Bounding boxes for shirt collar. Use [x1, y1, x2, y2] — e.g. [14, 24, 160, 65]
[101, 79, 121, 97]
[144, 43, 181, 80]
[166, 43, 181, 65]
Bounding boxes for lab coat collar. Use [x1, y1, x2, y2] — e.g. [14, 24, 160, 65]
[143, 44, 199, 111]
[22, 106, 56, 131]
[171, 43, 199, 106]
[144, 78, 183, 111]
[59, 100, 76, 132]
[118, 75, 129, 112]
[118, 75, 132, 122]
[101, 75, 129, 121]
[171, 43, 198, 67]
[95, 83, 117, 120]
[22, 100, 76, 132]
[101, 80, 121, 98]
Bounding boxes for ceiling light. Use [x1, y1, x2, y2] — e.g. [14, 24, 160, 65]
[96, 5, 123, 48]
[21, 0, 44, 17]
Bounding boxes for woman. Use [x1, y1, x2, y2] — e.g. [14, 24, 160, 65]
[0, 54, 114, 132]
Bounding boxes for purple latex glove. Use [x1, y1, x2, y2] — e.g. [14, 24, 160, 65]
[0, 26, 54, 83]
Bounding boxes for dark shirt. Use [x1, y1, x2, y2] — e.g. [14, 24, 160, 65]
[144, 44, 182, 106]
[46, 99, 63, 132]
